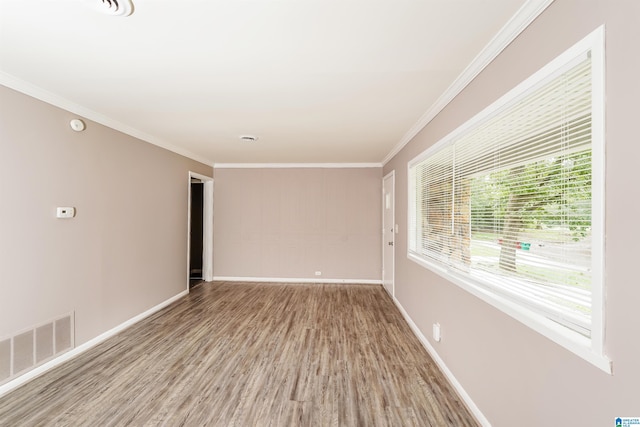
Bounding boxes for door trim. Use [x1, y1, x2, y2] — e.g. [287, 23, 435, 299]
[188, 171, 214, 290]
[382, 170, 395, 297]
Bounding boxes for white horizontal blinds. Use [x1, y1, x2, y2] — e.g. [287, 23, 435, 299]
[410, 53, 593, 336]
[466, 55, 593, 336]
[418, 147, 454, 262]
[408, 166, 418, 253]
[455, 55, 592, 177]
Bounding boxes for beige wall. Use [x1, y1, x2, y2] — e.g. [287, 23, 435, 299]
[0, 85, 212, 346]
[213, 167, 382, 281]
[383, 1, 640, 425]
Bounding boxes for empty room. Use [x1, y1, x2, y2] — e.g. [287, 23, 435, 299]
[1, 0, 639, 426]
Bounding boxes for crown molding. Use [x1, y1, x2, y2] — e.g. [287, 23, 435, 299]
[214, 163, 382, 169]
[0, 72, 215, 167]
[382, 0, 555, 166]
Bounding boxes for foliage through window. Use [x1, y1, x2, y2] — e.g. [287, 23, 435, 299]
[408, 30, 604, 353]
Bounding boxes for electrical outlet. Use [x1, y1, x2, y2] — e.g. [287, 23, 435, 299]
[315, 271, 322, 276]
[433, 323, 441, 342]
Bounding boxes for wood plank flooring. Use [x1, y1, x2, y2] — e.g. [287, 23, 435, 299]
[0, 282, 479, 426]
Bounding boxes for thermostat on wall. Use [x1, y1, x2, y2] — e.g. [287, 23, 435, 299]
[56, 207, 76, 219]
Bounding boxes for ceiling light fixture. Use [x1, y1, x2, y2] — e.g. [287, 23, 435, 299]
[97, 0, 134, 17]
[239, 135, 259, 142]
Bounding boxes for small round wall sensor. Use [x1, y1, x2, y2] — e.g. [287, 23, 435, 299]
[70, 119, 86, 132]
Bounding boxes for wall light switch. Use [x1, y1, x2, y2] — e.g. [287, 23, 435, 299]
[56, 207, 76, 219]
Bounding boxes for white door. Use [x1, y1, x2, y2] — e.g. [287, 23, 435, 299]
[383, 171, 395, 297]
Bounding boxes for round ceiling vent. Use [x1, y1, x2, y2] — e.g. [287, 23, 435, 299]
[97, 0, 134, 17]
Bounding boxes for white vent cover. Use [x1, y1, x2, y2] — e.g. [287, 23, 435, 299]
[0, 313, 74, 386]
[97, 0, 134, 17]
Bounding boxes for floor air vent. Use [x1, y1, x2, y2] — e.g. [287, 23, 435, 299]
[0, 313, 74, 386]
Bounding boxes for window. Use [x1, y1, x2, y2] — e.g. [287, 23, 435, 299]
[408, 27, 608, 372]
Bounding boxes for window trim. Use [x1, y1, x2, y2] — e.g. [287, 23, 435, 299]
[406, 26, 610, 373]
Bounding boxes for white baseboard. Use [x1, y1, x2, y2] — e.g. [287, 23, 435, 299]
[0, 289, 189, 399]
[391, 296, 491, 427]
[213, 276, 383, 285]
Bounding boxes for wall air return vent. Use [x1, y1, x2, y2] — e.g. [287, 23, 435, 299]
[0, 313, 75, 386]
[97, 0, 134, 17]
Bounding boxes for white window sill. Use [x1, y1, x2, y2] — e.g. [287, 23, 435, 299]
[407, 251, 612, 374]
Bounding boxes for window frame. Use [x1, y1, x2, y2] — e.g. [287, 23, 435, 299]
[406, 26, 609, 373]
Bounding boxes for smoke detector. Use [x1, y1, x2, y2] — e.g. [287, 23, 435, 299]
[96, 0, 134, 17]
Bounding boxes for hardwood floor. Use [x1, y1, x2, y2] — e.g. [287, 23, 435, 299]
[0, 282, 479, 426]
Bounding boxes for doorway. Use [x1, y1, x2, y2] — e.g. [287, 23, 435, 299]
[188, 172, 214, 290]
[190, 180, 204, 285]
[383, 171, 395, 297]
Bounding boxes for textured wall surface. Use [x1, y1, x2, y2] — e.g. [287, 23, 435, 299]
[213, 167, 382, 281]
[0, 85, 212, 349]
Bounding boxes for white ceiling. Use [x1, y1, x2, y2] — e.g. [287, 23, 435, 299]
[0, 0, 546, 165]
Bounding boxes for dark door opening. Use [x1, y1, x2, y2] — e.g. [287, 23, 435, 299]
[190, 181, 204, 287]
